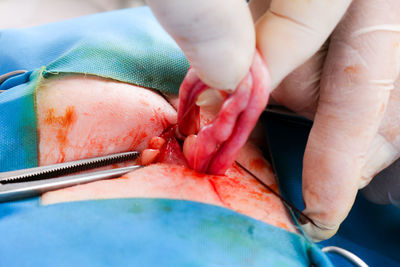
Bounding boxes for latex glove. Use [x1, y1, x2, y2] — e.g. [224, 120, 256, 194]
[269, 0, 400, 241]
[147, 0, 255, 91]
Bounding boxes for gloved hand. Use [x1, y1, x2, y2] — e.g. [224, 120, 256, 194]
[147, 0, 255, 91]
[148, 0, 400, 241]
[266, 0, 400, 241]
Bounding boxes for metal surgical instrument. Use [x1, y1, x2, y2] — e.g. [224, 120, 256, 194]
[0, 151, 142, 202]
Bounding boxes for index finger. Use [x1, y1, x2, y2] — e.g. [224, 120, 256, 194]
[256, 0, 352, 89]
[147, 0, 255, 91]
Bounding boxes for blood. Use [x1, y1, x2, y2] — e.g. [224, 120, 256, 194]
[44, 106, 77, 163]
[267, 183, 279, 193]
[127, 129, 148, 151]
[44, 106, 76, 127]
[208, 179, 224, 204]
[276, 221, 289, 230]
[249, 158, 265, 171]
[178, 166, 208, 180]
[149, 136, 166, 149]
[344, 64, 361, 74]
[153, 125, 188, 167]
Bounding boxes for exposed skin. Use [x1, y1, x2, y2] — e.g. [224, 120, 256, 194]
[148, 0, 400, 240]
[37, 74, 296, 233]
[37, 74, 176, 164]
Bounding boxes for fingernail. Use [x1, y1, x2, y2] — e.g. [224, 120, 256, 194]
[300, 221, 339, 242]
[195, 89, 224, 107]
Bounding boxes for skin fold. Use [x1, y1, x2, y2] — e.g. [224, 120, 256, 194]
[37, 74, 296, 233]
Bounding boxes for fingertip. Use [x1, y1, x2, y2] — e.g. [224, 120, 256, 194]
[255, 0, 351, 89]
[300, 220, 339, 242]
[301, 119, 362, 236]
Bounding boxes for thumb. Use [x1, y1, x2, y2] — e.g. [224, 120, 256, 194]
[301, 0, 400, 241]
[147, 0, 255, 91]
[256, 0, 352, 89]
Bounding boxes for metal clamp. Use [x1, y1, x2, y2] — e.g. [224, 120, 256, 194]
[322, 246, 368, 267]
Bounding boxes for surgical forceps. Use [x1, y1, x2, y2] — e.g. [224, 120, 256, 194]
[0, 151, 142, 202]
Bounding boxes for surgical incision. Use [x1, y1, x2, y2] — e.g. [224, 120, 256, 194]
[36, 74, 296, 232]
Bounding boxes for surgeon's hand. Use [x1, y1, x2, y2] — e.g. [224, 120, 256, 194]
[268, 0, 400, 241]
[147, 0, 255, 91]
[147, 0, 400, 241]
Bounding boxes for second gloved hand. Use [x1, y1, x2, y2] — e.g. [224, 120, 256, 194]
[269, 0, 400, 241]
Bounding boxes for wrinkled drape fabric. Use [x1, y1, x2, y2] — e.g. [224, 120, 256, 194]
[0, 198, 328, 267]
[0, 70, 38, 171]
[0, 7, 332, 267]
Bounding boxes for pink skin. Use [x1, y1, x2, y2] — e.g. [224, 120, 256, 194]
[178, 51, 270, 174]
[37, 75, 176, 164]
[37, 74, 296, 233]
